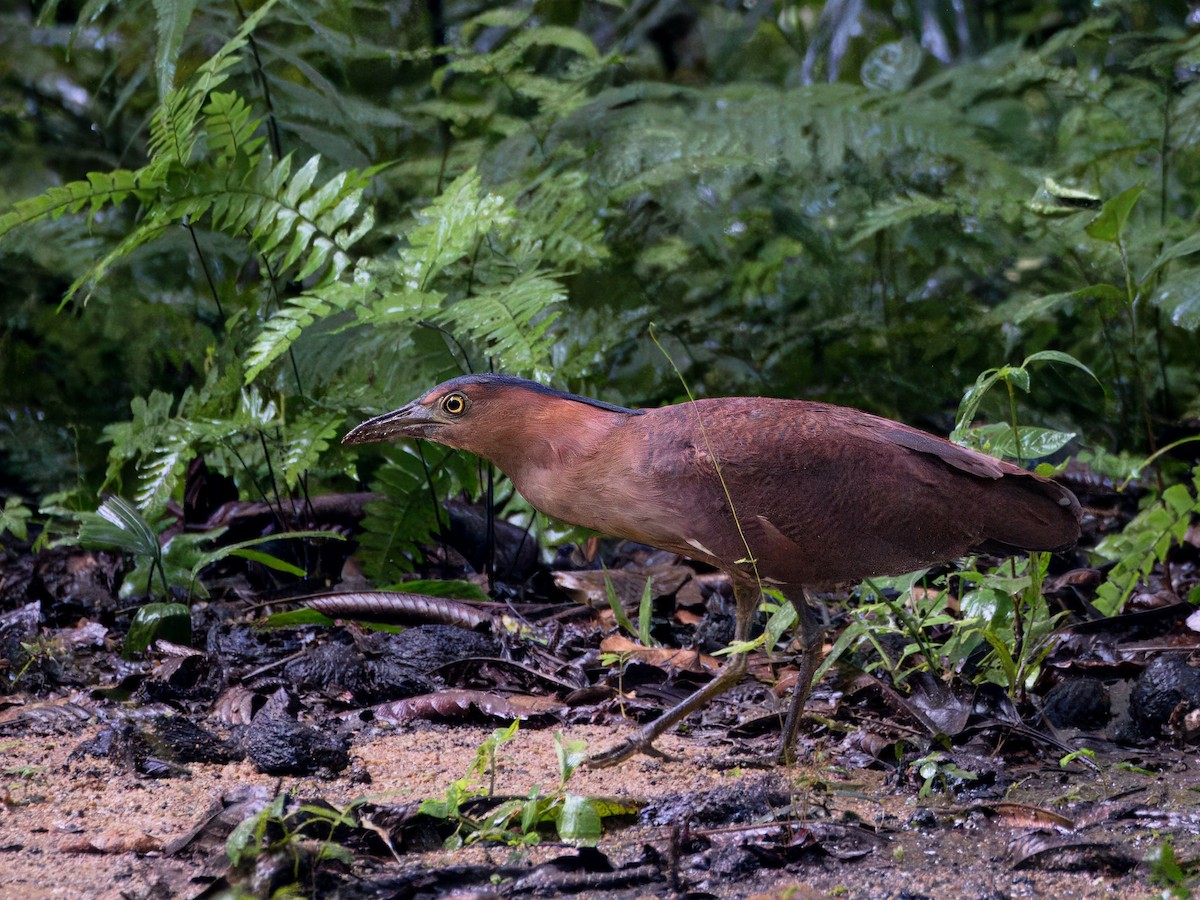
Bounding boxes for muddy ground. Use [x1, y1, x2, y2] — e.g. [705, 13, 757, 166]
[2, 476, 1199, 898]
[1, 715, 1197, 899]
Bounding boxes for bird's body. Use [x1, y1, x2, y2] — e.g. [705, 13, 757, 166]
[344, 374, 1081, 766]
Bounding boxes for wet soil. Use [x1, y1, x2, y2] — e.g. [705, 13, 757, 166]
[1, 471, 1198, 897]
[2, 712, 1198, 898]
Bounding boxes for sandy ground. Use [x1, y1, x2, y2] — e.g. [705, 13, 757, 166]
[0, 718, 1187, 899]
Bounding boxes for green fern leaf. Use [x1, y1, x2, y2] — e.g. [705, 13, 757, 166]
[151, 0, 197, 98]
[401, 168, 514, 290]
[64, 218, 172, 304]
[136, 434, 190, 514]
[514, 170, 608, 268]
[243, 280, 365, 382]
[203, 90, 265, 162]
[280, 414, 341, 488]
[0, 170, 147, 237]
[850, 193, 959, 245]
[147, 0, 278, 174]
[102, 390, 177, 492]
[357, 448, 448, 583]
[437, 270, 565, 374]
[204, 153, 373, 283]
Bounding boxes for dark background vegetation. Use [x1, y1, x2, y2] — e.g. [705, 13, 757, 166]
[1, 0, 1198, 589]
[4, 3, 1200, 892]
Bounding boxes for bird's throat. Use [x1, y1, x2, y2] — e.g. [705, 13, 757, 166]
[482, 399, 631, 527]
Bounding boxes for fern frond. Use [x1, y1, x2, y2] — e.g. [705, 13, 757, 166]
[146, 0, 279, 173]
[435, 20, 600, 93]
[437, 269, 565, 375]
[151, 0, 198, 99]
[148, 51, 243, 173]
[0, 170, 148, 237]
[135, 433, 190, 513]
[1093, 469, 1200, 615]
[357, 448, 447, 583]
[64, 219, 172, 304]
[850, 194, 960, 245]
[238, 386, 279, 427]
[177, 153, 375, 283]
[203, 90, 265, 163]
[513, 170, 609, 268]
[401, 168, 514, 290]
[243, 280, 366, 382]
[102, 390, 178, 493]
[280, 414, 341, 488]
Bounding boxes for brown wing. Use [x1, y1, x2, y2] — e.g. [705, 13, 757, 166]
[634, 398, 1079, 587]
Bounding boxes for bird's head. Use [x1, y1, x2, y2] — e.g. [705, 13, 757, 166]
[342, 374, 639, 463]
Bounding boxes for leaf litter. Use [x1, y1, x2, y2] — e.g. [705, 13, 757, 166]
[0, 475, 1199, 897]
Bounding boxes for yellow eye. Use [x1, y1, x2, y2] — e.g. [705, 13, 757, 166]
[441, 392, 466, 416]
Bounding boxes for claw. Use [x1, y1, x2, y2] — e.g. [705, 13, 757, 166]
[587, 733, 672, 768]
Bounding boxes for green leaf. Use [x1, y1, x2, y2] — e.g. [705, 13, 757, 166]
[1092, 468, 1200, 615]
[554, 733, 587, 785]
[203, 91, 265, 161]
[0, 170, 148, 238]
[383, 579, 491, 601]
[1141, 229, 1200, 283]
[228, 548, 307, 577]
[315, 842, 354, 865]
[123, 602, 191, 658]
[981, 629, 1018, 687]
[1151, 267, 1200, 331]
[259, 608, 335, 628]
[954, 351, 1099, 441]
[357, 448, 456, 583]
[1085, 184, 1144, 242]
[190, 530, 344, 579]
[225, 813, 261, 866]
[1028, 177, 1101, 215]
[244, 282, 363, 382]
[760, 589, 798, 653]
[1148, 839, 1187, 893]
[435, 270, 566, 375]
[952, 369, 1001, 438]
[603, 568, 639, 641]
[850, 193, 959, 245]
[637, 576, 654, 647]
[555, 793, 602, 845]
[1020, 350, 1100, 383]
[0, 497, 32, 541]
[960, 424, 1077, 460]
[992, 284, 1125, 324]
[152, 0, 197, 98]
[79, 496, 161, 558]
[999, 365, 1030, 393]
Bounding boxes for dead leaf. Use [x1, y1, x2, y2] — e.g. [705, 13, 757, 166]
[599, 634, 720, 674]
[971, 801, 1075, 830]
[1009, 833, 1136, 873]
[372, 689, 564, 724]
[60, 831, 163, 854]
[306, 591, 496, 630]
[553, 565, 693, 609]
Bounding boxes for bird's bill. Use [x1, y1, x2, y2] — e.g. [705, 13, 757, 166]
[342, 402, 441, 445]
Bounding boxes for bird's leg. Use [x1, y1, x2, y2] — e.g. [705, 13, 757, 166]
[777, 589, 824, 765]
[587, 576, 761, 769]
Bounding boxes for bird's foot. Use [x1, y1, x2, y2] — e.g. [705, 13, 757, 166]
[585, 733, 673, 769]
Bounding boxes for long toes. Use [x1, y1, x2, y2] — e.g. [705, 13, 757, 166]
[585, 734, 670, 769]
[584, 736, 638, 769]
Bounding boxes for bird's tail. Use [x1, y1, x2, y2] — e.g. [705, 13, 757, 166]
[973, 472, 1081, 555]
